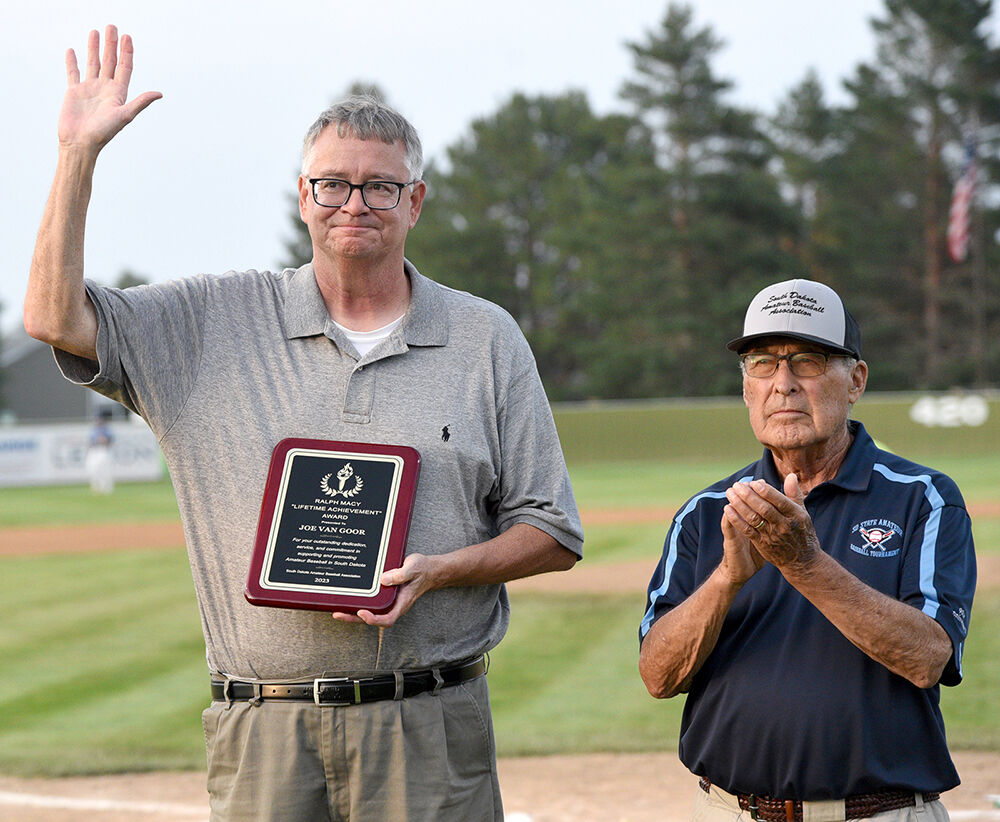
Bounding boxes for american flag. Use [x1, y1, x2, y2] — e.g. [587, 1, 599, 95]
[947, 136, 976, 263]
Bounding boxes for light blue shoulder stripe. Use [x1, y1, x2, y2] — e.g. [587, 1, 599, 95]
[639, 475, 755, 639]
[872, 462, 946, 619]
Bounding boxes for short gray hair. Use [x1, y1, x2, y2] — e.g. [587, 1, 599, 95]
[301, 95, 424, 181]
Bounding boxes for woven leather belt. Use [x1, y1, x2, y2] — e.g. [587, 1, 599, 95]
[211, 656, 486, 706]
[699, 777, 940, 822]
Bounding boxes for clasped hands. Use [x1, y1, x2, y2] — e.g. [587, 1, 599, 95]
[720, 474, 822, 585]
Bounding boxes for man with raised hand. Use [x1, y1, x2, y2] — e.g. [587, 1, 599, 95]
[639, 279, 975, 822]
[26, 26, 582, 822]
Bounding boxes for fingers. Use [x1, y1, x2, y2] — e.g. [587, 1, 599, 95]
[119, 35, 164, 121]
[379, 568, 406, 588]
[726, 479, 820, 572]
[330, 611, 364, 624]
[731, 478, 803, 518]
[329, 602, 401, 626]
[721, 505, 747, 536]
[784, 472, 803, 504]
[723, 501, 765, 541]
[65, 25, 162, 131]
[65, 48, 80, 85]
[329, 590, 406, 627]
[351, 576, 423, 628]
[78, 26, 136, 86]
[352, 606, 402, 628]
[381, 553, 433, 590]
[85, 29, 101, 81]
[331, 555, 432, 628]
[720, 506, 765, 584]
[116, 33, 135, 87]
[100, 25, 119, 80]
[123, 90, 163, 123]
[725, 482, 771, 532]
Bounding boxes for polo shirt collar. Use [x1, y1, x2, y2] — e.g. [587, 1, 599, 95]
[826, 420, 877, 493]
[399, 260, 449, 347]
[756, 420, 876, 494]
[281, 260, 449, 348]
[283, 263, 329, 339]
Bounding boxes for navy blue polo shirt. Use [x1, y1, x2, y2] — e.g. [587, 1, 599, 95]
[640, 421, 975, 800]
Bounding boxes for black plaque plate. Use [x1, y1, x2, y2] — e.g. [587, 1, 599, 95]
[245, 438, 420, 613]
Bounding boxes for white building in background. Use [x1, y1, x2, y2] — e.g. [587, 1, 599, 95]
[1, 329, 163, 486]
[1, 329, 122, 423]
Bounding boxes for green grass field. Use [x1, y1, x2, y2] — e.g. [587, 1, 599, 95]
[0, 452, 997, 776]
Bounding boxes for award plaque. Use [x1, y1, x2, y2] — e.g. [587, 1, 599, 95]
[245, 438, 420, 614]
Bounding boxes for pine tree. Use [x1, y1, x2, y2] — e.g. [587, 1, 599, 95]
[781, 0, 1000, 388]
[619, 3, 805, 395]
[406, 91, 658, 398]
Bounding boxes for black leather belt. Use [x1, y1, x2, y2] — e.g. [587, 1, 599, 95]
[211, 656, 486, 706]
[699, 777, 940, 822]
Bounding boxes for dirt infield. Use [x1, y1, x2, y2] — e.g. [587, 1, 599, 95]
[3, 509, 999, 590]
[0, 751, 998, 822]
[2, 514, 998, 821]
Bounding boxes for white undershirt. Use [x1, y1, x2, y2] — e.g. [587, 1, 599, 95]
[332, 315, 405, 357]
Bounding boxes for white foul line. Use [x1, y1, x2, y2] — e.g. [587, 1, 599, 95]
[0, 790, 994, 822]
[0, 789, 543, 822]
[0, 789, 207, 817]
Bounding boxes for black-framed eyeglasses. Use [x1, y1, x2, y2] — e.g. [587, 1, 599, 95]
[308, 177, 417, 210]
[740, 351, 849, 378]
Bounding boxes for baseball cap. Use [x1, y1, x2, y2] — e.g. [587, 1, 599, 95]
[727, 279, 862, 358]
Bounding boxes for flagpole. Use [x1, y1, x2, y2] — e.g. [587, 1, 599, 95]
[947, 116, 988, 386]
[971, 166, 986, 386]
[968, 116, 1000, 387]
[970, 112, 991, 386]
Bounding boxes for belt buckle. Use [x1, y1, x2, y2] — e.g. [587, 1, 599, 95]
[313, 677, 362, 706]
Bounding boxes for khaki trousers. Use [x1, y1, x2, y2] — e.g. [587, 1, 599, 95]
[692, 782, 951, 822]
[201, 675, 502, 822]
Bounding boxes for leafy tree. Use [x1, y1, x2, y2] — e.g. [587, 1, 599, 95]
[869, 0, 1000, 386]
[274, 1, 1000, 397]
[407, 91, 659, 399]
[771, 71, 842, 271]
[619, 3, 806, 395]
[114, 269, 150, 289]
[282, 191, 312, 270]
[773, 65, 931, 388]
[776, 0, 1000, 389]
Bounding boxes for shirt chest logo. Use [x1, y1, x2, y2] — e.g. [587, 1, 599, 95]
[850, 518, 903, 557]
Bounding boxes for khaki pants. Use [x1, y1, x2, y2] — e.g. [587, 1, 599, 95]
[201, 675, 502, 822]
[692, 782, 951, 822]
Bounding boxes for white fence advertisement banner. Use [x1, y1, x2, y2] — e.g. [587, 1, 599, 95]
[0, 422, 164, 487]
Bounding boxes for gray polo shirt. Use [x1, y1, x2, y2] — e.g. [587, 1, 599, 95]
[56, 261, 583, 679]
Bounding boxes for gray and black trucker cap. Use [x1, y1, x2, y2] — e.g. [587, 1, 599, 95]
[727, 279, 862, 358]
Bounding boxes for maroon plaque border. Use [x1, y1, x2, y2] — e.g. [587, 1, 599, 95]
[244, 438, 420, 614]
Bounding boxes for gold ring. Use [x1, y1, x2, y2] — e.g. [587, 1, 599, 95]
[753, 517, 766, 530]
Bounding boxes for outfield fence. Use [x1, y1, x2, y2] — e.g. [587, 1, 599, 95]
[553, 390, 1000, 464]
[0, 390, 995, 486]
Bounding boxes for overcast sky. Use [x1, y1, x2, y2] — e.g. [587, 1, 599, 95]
[4, 0, 994, 334]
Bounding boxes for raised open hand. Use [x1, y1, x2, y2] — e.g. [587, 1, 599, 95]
[59, 25, 162, 152]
